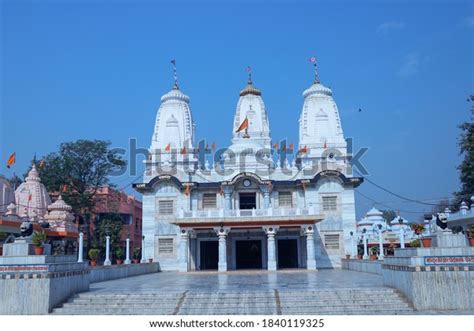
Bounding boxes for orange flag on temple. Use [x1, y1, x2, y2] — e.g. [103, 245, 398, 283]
[235, 117, 249, 133]
[6, 152, 15, 168]
[184, 183, 191, 195]
[164, 143, 171, 152]
[180, 146, 187, 155]
[299, 145, 308, 154]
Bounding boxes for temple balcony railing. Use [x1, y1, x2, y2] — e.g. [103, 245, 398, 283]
[173, 206, 324, 227]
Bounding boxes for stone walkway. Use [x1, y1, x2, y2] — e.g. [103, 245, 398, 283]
[89, 269, 382, 294]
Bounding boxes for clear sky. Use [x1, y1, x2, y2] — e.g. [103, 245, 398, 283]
[1, 0, 473, 219]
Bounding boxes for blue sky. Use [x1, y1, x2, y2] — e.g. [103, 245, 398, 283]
[1, 0, 473, 219]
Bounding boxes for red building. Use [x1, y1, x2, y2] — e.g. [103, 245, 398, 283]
[92, 187, 142, 251]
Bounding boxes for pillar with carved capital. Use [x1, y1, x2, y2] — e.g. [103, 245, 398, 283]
[214, 227, 230, 272]
[260, 184, 272, 209]
[302, 225, 317, 270]
[263, 226, 279, 270]
[178, 228, 192, 272]
[223, 186, 233, 210]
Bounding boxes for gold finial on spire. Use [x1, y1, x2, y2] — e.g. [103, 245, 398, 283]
[309, 56, 319, 84]
[170, 59, 179, 89]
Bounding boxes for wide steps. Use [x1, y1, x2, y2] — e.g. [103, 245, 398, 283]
[52, 288, 414, 315]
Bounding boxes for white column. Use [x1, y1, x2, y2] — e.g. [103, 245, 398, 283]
[140, 236, 147, 263]
[77, 232, 84, 263]
[399, 227, 405, 249]
[125, 238, 131, 264]
[104, 235, 111, 265]
[178, 229, 190, 272]
[302, 225, 317, 270]
[350, 232, 356, 258]
[263, 226, 279, 271]
[214, 227, 230, 272]
[378, 230, 384, 260]
[362, 233, 368, 260]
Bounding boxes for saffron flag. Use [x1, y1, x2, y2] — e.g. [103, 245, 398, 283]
[6, 152, 15, 168]
[323, 140, 327, 149]
[180, 146, 187, 155]
[184, 183, 190, 195]
[235, 117, 249, 133]
[299, 145, 308, 154]
[165, 143, 171, 152]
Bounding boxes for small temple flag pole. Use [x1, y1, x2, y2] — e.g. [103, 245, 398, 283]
[309, 56, 319, 83]
[171, 59, 178, 88]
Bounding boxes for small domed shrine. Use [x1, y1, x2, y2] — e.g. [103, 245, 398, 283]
[44, 195, 77, 233]
[14, 164, 51, 220]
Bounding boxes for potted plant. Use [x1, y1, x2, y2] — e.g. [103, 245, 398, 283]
[32, 231, 47, 255]
[88, 248, 100, 267]
[410, 223, 432, 247]
[410, 239, 421, 248]
[345, 254, 351, 260]
[469, 227, 474, 247]
[132, 247, 141, 264]
[115, 247, 124, 265]
[369, 246, 378, 260]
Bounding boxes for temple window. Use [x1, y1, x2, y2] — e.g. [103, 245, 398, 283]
[322, 196, 338, 212]
[324, 234, 340, 250]
[202, 193, 217, 209]
[158, 200, 174, 215]
[278, 191, 293, 208]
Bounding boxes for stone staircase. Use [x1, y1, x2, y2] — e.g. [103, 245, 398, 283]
[52, 287, 413, 315]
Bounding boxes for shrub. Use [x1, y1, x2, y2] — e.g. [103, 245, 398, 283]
[88, 248, 100, 261]
[410, 239, 421, 248]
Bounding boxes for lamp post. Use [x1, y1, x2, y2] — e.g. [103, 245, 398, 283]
[140, 235, 147, 263]
[377, 224, 384, 260]
[77, 232, 84, 263]
[398, 218, 406, 249]
[362, 228, 368, 260]
[104, 234, 111, 265]
[350, 231, 356, 259]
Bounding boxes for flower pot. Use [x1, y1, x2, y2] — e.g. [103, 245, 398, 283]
[116, 259, 123, 265]
[90, 260, 97, 267]
[370, 255, 377, 261]
[133, 259, 140, 264]
[345, 255, 351, 259]
[469, 238, 474, 247]
[421, 238, 432, 247]
[34, 246, 44, 255]
[148, 258, 153, 263]
[357, 255, 362, 260]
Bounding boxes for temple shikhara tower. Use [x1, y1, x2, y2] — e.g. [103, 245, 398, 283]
[134, 60, 362, 271]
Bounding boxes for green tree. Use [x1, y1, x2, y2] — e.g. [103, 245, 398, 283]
[455, 96, 474, 202]
[93, 213, 123, 257]
[27, 139, 126, 250]
[381, 209, 397, 225]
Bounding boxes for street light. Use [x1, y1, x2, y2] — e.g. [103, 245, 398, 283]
[362, 228, 368, 260]
[377, 224, 384, 260]
[398, 217, 406, 248]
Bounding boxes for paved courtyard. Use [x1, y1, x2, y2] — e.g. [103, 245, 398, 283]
[89, 269, 382, 294]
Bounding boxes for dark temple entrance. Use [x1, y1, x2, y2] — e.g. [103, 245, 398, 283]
[236, 240, 262, 269]
[239, 193, 256, 210]
[200, 241, 218, 270]
[277, 239, 299, 269]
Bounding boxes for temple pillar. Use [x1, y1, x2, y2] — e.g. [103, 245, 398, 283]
[178, 228, 192, 272]
[260, 183, 272, 209]
[301, 225, 317, 270]
[223, 186, 233, 210]
[263, 226, 279, 271]
[214, 227, 230, 272]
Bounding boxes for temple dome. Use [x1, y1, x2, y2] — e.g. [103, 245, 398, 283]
[303, 82, 333, 98]
[45, 195, 76, 232]
[232, 77, 271, 149]
[14, 165, 51, 220]
[0, 174, 15, 214]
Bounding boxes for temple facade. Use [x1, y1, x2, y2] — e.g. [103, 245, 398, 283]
[134, 67, 362, 271]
